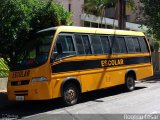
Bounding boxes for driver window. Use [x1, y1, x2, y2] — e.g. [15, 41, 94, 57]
[52, 34, 76, 61]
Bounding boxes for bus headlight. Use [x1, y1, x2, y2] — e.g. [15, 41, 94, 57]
[32, 77, 48, 82]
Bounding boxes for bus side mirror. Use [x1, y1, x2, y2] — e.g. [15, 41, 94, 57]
[56, 43, 62, 54]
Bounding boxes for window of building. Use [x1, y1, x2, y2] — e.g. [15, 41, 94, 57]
[68, 3, 71, 12]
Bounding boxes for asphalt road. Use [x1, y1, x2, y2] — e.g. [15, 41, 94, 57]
[0, 79, 160, 120]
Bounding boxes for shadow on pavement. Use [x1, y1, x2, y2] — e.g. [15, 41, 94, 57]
[0, 85, 146, 119]
[81, 86, 146, 104]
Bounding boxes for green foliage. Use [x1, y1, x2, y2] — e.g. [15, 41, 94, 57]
[82, 0, 116, 28]
[83, 0, 134, 17]
[82, 0, 134, 27]
[0, 0, 72, 68]
[0, 58, 9, 77]
[83, 0, 115, 17]
[141, 0, 160, 40]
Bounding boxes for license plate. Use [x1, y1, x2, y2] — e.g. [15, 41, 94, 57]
[16, 96, 24, 101]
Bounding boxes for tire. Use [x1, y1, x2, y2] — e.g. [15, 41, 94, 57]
[62, 83, 79, 106]
[124, 75, 135, 92]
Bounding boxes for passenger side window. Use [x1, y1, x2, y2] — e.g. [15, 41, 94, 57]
[109, 36, 127, 53]
[109, 36, 120, 53]
[90, 35, 103, 54]
[125, 37, 136, 53]
[132, 37, 141, 52]
[81, 35, 92, 55]
[100, 36, 110, 54]
[118, 37, 127, 53]
[53, 35, 76, 60]
[138, 37, 149, 53]
[74, 34, 85, 55]
[66, 36, 75, 52]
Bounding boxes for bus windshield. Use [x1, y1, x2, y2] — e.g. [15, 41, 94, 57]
[11, 30, 55, 70]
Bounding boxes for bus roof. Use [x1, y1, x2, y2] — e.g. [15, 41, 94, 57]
[38, 26, 145, 36]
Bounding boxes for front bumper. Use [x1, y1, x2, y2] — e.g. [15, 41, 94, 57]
[7, 81, 52, 101]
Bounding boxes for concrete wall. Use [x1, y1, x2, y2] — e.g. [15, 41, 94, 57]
[0, 77, 8, 92]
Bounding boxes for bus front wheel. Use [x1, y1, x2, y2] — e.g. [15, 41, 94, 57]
[124, 75, 135, 92]
[62, 83, 79, 106]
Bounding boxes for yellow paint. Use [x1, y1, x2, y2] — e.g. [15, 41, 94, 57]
[101, 59, 124, 67]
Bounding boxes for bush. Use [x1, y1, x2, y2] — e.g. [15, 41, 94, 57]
[0, 0, 72, 68]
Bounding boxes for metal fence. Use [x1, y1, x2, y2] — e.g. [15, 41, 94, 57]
[152, 52, 160, 72]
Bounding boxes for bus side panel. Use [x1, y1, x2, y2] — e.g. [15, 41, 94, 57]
[78, 68, 126, 92]
[136, 64, 153, 80]
[50, 77, 62, 99]
[106, 69, 126, 87]
[79, 69, 108, 92]
[51, 69, 108, 98]
[50, 63, 153, 99]
[51, 72, 81, 99]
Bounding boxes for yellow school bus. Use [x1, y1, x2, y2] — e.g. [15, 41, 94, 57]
[7, 26, 153, 105]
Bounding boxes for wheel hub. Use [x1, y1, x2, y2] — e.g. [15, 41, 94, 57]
[65, 88, 76, 104]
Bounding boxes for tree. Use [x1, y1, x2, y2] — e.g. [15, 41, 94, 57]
[82, 0, 134, 28]
[82, 0, 115, 27]
[0, 0, 72, 68]
[141, 0, 160, 40]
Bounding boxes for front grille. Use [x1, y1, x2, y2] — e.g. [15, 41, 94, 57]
[15, 90, 28, 96]
[11, 80, 30, 86]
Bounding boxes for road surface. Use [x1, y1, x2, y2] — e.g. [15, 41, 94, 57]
[0, 79, 160, 120]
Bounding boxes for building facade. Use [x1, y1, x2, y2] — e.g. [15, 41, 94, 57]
[56, 0, 146, 31]
[56, 0, 84, 26]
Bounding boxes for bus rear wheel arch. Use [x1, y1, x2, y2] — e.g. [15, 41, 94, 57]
[124, 71, 136, 92]
[61, 79, 81, 106]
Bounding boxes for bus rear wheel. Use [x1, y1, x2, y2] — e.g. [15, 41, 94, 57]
[62, 83, 79, 106]
[124, 75, 135, 92]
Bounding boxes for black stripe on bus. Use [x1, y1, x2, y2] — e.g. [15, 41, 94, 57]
[51, 56, 151, 73]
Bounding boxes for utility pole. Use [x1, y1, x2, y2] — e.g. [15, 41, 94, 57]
[118, 0, 126, 29]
